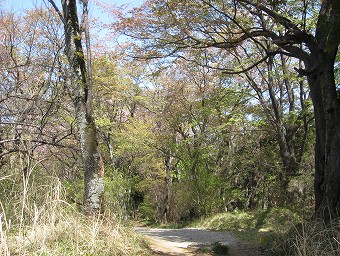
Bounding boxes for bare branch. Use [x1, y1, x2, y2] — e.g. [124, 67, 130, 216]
[46, 0, 65, 24]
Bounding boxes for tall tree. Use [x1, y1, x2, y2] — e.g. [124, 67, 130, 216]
[238, 50, 313, 200]
[49, 0, 104, 214]
[117, 0, 340, 221]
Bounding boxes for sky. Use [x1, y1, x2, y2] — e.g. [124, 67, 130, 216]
[1, 0, 144, 41]
[1, 0, 144, 18]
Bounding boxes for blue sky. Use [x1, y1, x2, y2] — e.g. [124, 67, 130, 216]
[0, 0, 144, 46]
[1, 0, 144, 16]
[1, 0, 144, 37]
[0, 0, 145, 47]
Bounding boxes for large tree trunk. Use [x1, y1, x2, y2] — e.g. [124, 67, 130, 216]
[309, 50, 340, 220]
[61, 0, 104, 214]
[309, 0, 340, 221]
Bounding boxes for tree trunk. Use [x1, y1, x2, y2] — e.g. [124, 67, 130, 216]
[163, 153, 173, 223]
[309, 51, 340, 220]
[61, 0, 104, 214]
[307, 0, 340, 221]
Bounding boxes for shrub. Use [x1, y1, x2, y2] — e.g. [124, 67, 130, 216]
[211, 241, 229, 255]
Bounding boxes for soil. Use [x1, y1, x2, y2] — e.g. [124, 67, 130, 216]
[135, 227, 265, 256]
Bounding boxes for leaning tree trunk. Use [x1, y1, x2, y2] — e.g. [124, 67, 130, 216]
[308, 0, 340, 221]
[61, 0, 104, 214]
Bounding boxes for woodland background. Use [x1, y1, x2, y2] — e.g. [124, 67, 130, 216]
[0, 0, 339, 255]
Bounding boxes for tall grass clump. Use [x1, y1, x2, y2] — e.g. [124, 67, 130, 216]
[270, 218, 340, 256]
[0, 163, 148, 256]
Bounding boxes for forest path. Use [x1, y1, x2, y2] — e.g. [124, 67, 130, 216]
[135, 227, 263, 255]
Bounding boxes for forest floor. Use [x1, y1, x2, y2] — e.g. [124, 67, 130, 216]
[135, 227, 265, 256]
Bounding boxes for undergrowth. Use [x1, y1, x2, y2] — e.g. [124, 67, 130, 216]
[270, 218, 340, 256]
[0, 169, 148, 256]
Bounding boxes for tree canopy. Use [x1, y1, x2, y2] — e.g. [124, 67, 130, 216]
[116, 0, 340, 221]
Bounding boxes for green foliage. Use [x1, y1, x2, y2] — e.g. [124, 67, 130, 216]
[138, 200, 157, 223]
[168, 181, 198, 222]
[64, 178, 84, 211]
[211, 241, 229, 255]
[137, 178, 166, 222]
[114, 119, 154, 157]
[104, 168, 133, 218]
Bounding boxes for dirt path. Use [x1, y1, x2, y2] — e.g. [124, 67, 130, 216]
[135, 227, 263, 255]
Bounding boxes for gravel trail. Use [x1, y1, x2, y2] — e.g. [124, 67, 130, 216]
[135, 227, 263, 255]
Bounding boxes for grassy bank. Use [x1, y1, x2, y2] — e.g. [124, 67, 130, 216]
[191, 208, 303, 245]
[191, 208, 340, 255]
[0, 173, 149, 256]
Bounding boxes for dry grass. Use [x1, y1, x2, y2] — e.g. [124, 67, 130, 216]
[0, 169, 149, 256]
[269, 218, 340, 256]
